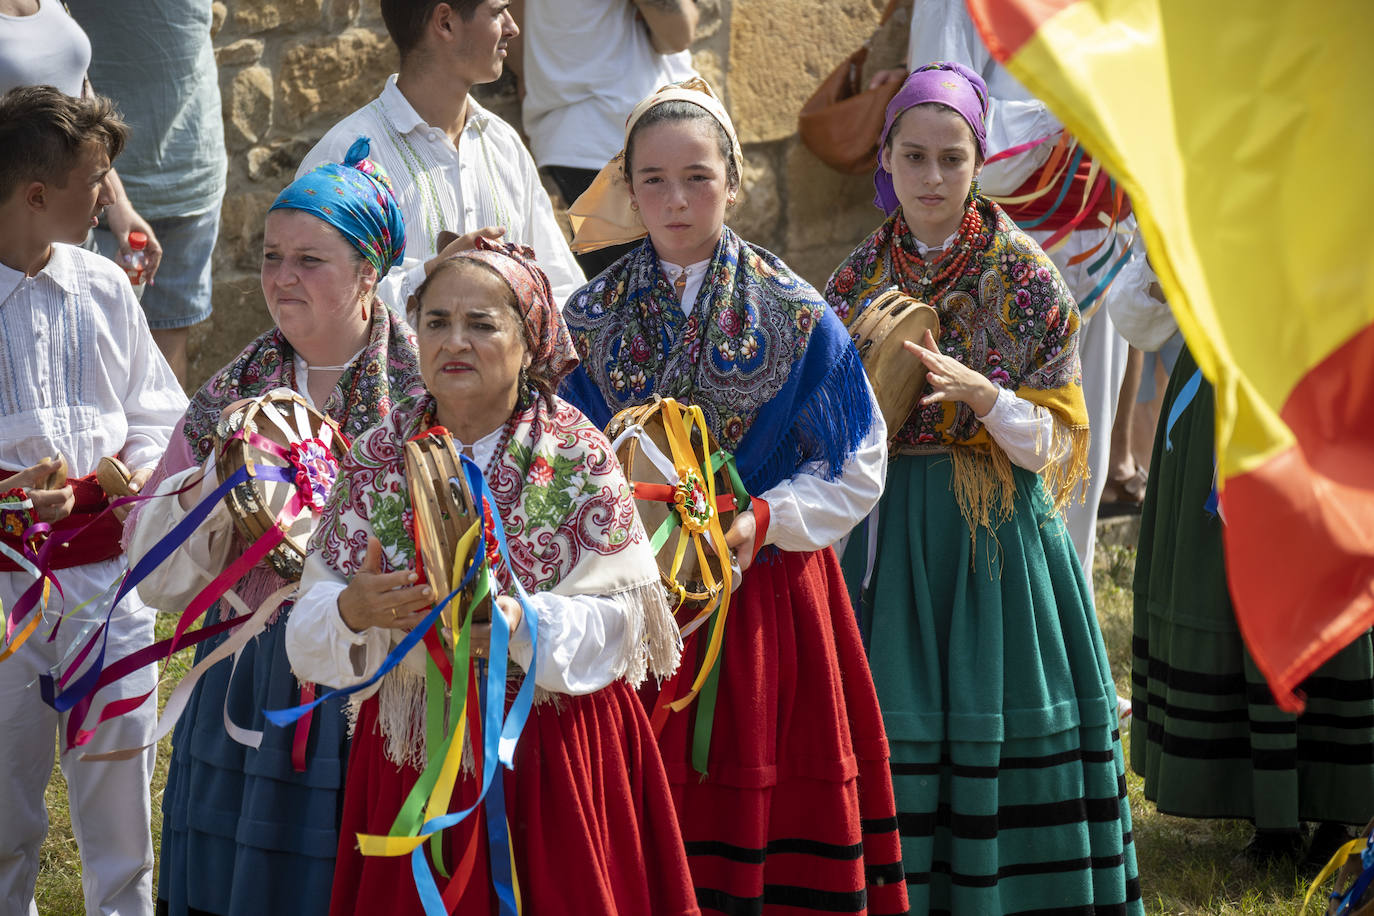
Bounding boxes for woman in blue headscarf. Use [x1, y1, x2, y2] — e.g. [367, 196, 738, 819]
[125, 140, 425, 916]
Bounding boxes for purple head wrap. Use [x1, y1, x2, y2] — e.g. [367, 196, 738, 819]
[872, 61, 990, 216]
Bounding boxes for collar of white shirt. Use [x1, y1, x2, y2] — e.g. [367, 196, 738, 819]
[378, 73, 491, 140]
[0, 243, 81, 306]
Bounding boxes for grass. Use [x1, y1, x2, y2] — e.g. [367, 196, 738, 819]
[33, 535, 1334, 914]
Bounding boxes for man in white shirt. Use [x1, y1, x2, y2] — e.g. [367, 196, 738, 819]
[0, 85, 186, 916]
[512, 0, 697, 277]
[298, 0, 584, 309]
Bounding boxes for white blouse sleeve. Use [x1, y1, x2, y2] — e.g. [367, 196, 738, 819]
[506, 591, 630, 695]
[129, 462, 235, 612]
[752, 382, 888, 553]
[286, 550, 393, 692]
[977, 387, 1069, 473]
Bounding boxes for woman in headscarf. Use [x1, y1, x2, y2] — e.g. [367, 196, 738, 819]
[285, 240, 697, 915]
[825, 63, 1142, 913]
[561, 79, 909, 916]
[126, 139, 424, 916]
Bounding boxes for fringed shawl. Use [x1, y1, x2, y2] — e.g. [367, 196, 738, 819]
[825, 198, 1089, 530]
[181, 303, 424, 461]
[561, 228, 875, 495]
[131, 304, 424, 619]
[310, 393, 679, 767]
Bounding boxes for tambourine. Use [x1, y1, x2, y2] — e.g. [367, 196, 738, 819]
[848, 288, 941, 436]
[605, 396, 747, 613]
[404, 428, 487, 622]
[214, 390, 348, 581]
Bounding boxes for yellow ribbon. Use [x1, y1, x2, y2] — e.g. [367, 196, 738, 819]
[1303, 836, 1368, 912]
[356, 520, 481, 858]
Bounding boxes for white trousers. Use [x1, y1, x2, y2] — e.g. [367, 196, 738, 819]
[0, 558, 155, 916]
[1036, 226, 1141, 600]
[1061, 308, 1131, 598]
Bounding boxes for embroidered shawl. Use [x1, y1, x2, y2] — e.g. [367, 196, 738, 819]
[825, 197, 1089, 529]
[310, 393, 679, 766]
[561, 228, 875, 495]
[181, 304, 424, 462]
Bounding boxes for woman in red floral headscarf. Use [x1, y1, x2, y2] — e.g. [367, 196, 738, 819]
[288, 240, 698, 916]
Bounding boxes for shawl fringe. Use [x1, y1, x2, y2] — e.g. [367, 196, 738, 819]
[746, 343, 876, 495]
[948, 421, 1091, 538]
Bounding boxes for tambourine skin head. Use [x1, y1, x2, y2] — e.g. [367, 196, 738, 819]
[214, 391, 347, 581]
[849, 289, 941, 437]
[607, 397, 738, 608]
[403, 431, 488, 623]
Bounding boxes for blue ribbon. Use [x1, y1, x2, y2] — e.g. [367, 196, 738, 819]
[1018, 144, 1086, 231]
[411, 455, 535, 916]
[264, 454, 537, 916]
[38, 464, 266, 713]
[1164, 368, 1203, 452]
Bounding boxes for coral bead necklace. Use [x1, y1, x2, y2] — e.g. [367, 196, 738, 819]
[894, 199, 987, 304]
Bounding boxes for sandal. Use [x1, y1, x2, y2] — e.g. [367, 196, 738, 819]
[1099, 467, 1147, 516]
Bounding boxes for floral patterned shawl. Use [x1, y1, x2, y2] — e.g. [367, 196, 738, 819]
[826, 197, 1089, 530]
[181, 303, 423, 462]
[310, 393, 678, 765]
[561, 228, 875, 495]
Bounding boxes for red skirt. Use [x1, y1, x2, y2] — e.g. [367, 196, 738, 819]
[641, 547, 908, 915]
[329, 680, 699, 916]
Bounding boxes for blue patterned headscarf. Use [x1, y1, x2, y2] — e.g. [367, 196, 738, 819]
[271, 137, 406, 275]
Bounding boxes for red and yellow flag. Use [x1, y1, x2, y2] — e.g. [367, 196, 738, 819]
[966, 0, 1374, 710]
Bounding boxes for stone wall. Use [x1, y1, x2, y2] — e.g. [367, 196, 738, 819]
[195, 0, 888, 387]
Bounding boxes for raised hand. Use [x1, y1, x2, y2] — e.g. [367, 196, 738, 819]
[337, 536, 433, 633]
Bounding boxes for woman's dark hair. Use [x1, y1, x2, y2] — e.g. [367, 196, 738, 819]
[884, 101, 985, 167]
[381, 0, 483, 59]
[623, 101, 740, 192]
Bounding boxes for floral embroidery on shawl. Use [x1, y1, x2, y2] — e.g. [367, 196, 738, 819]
[181, 304, 425, 462]
[826, 198, 1089, 528]
[565, 228, 820, 453]
[311, 393, 678, 766]
[563, 229, 875, 496]
[314, 394, 644, 593]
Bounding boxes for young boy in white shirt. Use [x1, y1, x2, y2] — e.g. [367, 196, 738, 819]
[0, 84, 187, 916]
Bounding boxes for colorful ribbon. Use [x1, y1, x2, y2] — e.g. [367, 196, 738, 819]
[613, 398, 751, 777]
[265, 450, 538, 916]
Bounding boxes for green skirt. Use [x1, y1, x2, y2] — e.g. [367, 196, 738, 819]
[1130, 347, 1374, 828]
[844, 452, 1142, 915]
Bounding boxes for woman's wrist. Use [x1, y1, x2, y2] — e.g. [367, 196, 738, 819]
[973, 380, 1001, 418]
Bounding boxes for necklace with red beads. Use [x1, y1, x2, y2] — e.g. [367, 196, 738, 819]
[894, 199, 987, 304]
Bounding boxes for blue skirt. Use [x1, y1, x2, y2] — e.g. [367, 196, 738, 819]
[157, 603, 349, 916]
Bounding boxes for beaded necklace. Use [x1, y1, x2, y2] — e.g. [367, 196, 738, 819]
[892, 199, 988, 304]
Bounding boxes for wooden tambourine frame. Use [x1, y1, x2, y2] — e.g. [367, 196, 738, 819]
[606, 397, 741, 610]
[848, 288, 941, 437]
[214, 390, 346, 581]
[404, 430, 487, 623]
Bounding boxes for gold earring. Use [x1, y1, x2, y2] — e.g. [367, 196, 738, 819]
[630, 200, 639, 212]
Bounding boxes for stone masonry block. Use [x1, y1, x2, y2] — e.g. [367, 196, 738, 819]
[278, 28, 396, 129]
[728, 0, 881, 144]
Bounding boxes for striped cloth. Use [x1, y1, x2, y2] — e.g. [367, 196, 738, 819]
[298, 75, 584, 310]
[1131, 347, 1374, 829]
[843, 455, 1143, 915]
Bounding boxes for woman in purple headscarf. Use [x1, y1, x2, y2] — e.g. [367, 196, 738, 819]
[825, 64, 1143, 913]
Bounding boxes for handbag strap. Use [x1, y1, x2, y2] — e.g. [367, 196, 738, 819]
[878, 0, 904, 26]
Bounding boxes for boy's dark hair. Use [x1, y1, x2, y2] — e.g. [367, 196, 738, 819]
[380, 0, 484, 59]
[0, 85, 127, 204]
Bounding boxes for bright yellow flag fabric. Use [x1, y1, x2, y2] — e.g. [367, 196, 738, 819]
[967, 0, 1374, 709]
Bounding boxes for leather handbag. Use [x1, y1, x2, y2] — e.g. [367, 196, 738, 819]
[798, 0, 905, 175]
